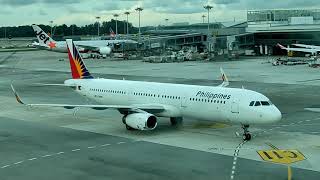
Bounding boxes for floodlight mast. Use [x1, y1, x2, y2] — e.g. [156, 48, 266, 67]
[124, 11, 130, 36]
[49, 20, 53, 36]
[96, 16, 101, 37]
[165, 18, 169, 26]
[202, 15, 206, 23]
[113, 14, 119, 36]
[135, 7, 143, 42]
[204, 5, 213, 53]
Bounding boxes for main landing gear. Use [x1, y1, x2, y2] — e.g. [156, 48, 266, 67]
[170, 117, 183, 126]
[242, 124, 252, 141]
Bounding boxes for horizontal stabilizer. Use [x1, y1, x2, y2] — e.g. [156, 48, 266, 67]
[32, 83, 76, 87]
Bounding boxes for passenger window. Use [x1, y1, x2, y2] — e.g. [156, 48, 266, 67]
[255, 101, 261, 106]
[249, 101, 254, 106]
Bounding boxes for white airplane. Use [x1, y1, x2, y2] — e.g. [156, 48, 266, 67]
[32, 24, 137, 55]
[293, 43, 320, 50]
[11, 39, 282, 141]
[277, 43, 319, 55]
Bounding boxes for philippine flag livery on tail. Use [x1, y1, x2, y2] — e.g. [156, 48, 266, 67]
[66, 39, 94, 79]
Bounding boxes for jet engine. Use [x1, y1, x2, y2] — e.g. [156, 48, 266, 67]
[124, 113, 157, 130]
[98, 47, 112, 55]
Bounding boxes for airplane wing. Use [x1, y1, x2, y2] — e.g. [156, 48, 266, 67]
[11, 84, 165, 114]
[304, 108, 320, 112]
[76, 44, 103, 50]
[292, 44, 320, 50]
[73, 42, 112, 55]
[284, 48, 318, 54]
[277, 43, 318, 54]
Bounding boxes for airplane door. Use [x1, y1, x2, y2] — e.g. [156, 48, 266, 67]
[231, 98, 239, 114]
[181, 96, 187, 108]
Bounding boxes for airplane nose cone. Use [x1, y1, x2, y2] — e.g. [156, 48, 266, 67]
[271, 107, 282, 122]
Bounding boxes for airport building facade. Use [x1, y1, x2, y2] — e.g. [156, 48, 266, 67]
[143, 9, 320, 56]
[236, 9, 320, 55]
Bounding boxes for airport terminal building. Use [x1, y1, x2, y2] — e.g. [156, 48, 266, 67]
[143, 9, 320, 56]
[237, 9, 320, 55]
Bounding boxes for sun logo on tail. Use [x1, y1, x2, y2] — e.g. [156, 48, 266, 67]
[67, 39, 93, 79]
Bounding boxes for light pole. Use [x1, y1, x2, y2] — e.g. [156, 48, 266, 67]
[71, 25, 74, 36]
[124, 11, 130, 37]
[204, 5, 213, 53]
[202, 15, 206, 23]
[113, 14, 119, 36]
[135, 7, 143, 42]
[165, 18, 169, 26]
[96, 16, 101, 37]
[49, 20, 53, 36]
[4, 26, 7, 39]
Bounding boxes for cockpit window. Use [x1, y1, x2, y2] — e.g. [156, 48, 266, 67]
[261, 101, 270, 106]
[254, 101, 261, 106]
[249, 101, 254, 106]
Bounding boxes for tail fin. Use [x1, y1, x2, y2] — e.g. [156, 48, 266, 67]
[277, 43, 286, 49]
[31, 24, 56, 49]
[66, 39, 94, 79]
[109, 27, 116, 38]
[219, 67, 229, 87]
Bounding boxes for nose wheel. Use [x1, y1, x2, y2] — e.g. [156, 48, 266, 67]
[242, 124, 252, 141]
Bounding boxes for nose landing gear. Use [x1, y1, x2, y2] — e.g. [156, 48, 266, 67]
[242, 124, 251, 141]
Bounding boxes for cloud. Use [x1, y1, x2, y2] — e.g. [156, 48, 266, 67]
[1, 0, 320, 27]
[0, 0, 82, 7]
[0, 0, 37, 6]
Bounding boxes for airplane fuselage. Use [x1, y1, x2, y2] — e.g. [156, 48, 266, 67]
[42, 40, 136, 53]
[65, 79, 282, 125]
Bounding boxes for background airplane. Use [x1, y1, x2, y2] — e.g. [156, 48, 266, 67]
[277, 43, 319, 55]
[32, 24, 137, 56]
[12, 39, 282, 141]
[293, 43, 320, 50]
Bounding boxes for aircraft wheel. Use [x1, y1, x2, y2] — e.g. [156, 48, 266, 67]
[242, 133, 252, 141]
[170, 117, 183, 126]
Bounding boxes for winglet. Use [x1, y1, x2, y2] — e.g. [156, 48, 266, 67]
[219, 67, 229, 87]
[10, 84, 25, 105]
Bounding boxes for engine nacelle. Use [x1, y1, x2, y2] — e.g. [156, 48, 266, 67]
[124, 113, 157, 130]
[99, 47, 112, 55]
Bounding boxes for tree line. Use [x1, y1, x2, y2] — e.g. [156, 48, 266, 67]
[0, 19, 138, 38]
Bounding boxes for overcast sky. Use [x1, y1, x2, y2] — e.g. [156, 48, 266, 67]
[1, 0, 320, 27]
